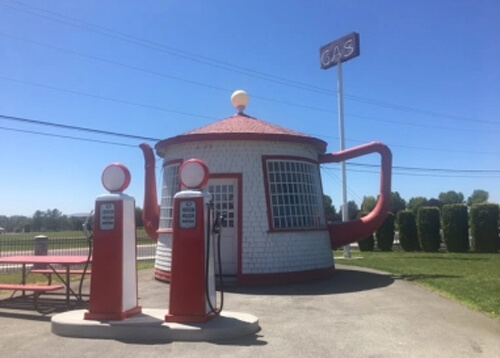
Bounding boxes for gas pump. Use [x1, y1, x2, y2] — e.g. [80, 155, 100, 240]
[84, 163, 142, 321]
[165, 159, 222, 323]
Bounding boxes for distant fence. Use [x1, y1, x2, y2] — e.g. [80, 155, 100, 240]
[0, 235, 156, 273]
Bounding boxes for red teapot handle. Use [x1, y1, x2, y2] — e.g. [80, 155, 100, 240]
[320, 142, 392, 249]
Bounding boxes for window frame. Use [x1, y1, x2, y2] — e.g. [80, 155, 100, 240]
[158, 159, 182, 231]
[262, 155, 327, 232]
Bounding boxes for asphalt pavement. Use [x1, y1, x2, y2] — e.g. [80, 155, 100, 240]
[0, 264, 499, 358]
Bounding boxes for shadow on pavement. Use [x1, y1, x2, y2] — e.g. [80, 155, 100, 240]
[115, 332, 268, 347]
[0, 295, 87, 317]
[396, 273, 461, 281]
[0, 309, 52, 322]
[226, 267, 394, 296]
[214, 332, 267, 347]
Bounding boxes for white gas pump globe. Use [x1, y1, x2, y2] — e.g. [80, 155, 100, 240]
[101, 163, 131, 192]
[179, 159, 210, 189]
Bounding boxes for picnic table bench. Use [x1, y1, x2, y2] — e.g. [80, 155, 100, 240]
[0, 283, 65, 312]
[0, 255, 91, 313]
[31, 269, 91, 285]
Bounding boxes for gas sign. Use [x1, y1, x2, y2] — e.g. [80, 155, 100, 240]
[320, 32, 360, 70]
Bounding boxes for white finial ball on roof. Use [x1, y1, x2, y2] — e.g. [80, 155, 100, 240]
[231, 90, 249, 113]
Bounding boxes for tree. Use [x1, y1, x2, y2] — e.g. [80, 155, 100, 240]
[32, 210, 44, 231]
[6, 215, 31, 233]
[467, 189, 489, 206]
[376, 213, 395, 251]
[397, 210, 420, 251]
[135, 207, 144, 227]
[390, 192, 407, 215]
[361, 196, 377, 213]
[323, 195, 340, 223]
[427, 198, 443, 210]
[68, 216, 85, 231]
[340, 200, 359, 220]
[442, 204, 469, 253]
[438, 191, 464, 205]
[408, 197, 428, 215]
[417, 207, 441, 252]
[45, 208, 63, 231]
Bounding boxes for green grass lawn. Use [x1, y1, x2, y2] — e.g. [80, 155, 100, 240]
[336, 251, 500, 319]
[0, 229, 152, 252]
[1, 228, 148, 240]
[0, 262, 154, 294]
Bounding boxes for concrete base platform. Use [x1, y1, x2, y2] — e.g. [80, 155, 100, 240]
[51, 309, 259, 343]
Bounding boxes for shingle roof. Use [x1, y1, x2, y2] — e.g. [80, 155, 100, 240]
[155, 113, 327, 154]
[186, 114, 307, 136]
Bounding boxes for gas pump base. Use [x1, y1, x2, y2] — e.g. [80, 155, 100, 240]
[84, 306, 142, 321]
[52, 309, 260, 342]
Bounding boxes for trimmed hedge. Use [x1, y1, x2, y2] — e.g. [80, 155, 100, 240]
[417, 207, 441, 252]
[358, 234, 375, 251]
[376, 213, 395, 251]
[442, 204, 469, 252]
[470, 203, 499, 253]
[397, 210, 420, 251]
[356, 211, 374, 251]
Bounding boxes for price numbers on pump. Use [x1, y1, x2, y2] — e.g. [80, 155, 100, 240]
[99, 203, 115, 231]
[179, 200, 196, 229]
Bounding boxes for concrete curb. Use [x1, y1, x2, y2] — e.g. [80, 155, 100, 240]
[51, 309, 260, 343]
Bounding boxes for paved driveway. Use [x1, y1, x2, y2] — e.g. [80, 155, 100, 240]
[0, 265, 499, 357]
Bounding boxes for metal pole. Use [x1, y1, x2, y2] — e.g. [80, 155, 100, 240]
[337, 61, 351, 259]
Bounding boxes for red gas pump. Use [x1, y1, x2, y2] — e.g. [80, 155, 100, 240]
[84, 163, 142, 321]
[165, 159, 219, 323]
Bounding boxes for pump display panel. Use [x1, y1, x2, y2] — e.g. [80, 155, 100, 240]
[99, 203, 115, 230]
[179, 200, 196, 229]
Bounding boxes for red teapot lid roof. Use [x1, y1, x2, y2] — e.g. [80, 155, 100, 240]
[155, 113, 327, 155]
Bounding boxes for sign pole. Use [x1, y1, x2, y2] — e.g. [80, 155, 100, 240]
[337, 61, 351, 259]
[320, 32, 359, 259]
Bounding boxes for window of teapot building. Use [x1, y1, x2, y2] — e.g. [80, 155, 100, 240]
[159, 161, 181, 229]
[264, 157, 326, 230]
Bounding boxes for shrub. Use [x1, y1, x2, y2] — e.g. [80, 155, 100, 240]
[417, 207, 441, 252]
[376, 213, 395, 251]
[358, 234, 375, 251]
[442, 204, 469, 252]
[397, 210, 420, 251]
[470, 203, 499, 253]
[356, 212, 374, 251]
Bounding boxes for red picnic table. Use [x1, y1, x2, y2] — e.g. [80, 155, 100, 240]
[0, 255, 91, 311]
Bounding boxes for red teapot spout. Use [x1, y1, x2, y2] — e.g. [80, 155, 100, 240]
[320, 142, 392, 249]
[139, 143, 159, 241]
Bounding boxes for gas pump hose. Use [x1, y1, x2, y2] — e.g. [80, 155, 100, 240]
[79, 211, 94, 302]
[205, 213, 224, 315]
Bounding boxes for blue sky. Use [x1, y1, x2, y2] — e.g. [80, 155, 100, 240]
[1, 0, 499, 217]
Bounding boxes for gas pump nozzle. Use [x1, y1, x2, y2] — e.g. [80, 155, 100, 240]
[212, 213, 225, 235]
[82, 210, 94, 242]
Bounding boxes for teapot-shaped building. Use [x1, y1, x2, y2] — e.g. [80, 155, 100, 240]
[141, 91, 392, 284]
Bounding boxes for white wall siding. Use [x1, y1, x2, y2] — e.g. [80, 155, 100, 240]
[155, 233, 172, 272]
[155, 140, 333, 276]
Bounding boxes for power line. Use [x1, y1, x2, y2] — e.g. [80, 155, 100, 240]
[0, 114, 161, 141]
[3, 0, 500, 127]
[2, 113, 499, 179]
[3, 112, 500, 173]
[0, 76, 217, 121]
[321, 167, 363, 203]
[2, 72, 500, 158]
[4, 111, 497, 176]
[348, 162, 500, 174]
[3, 32, 499, 137]
[310, 132, 500, 157]
[0, 125, 138, 147]
[322, 166, 500, 178]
